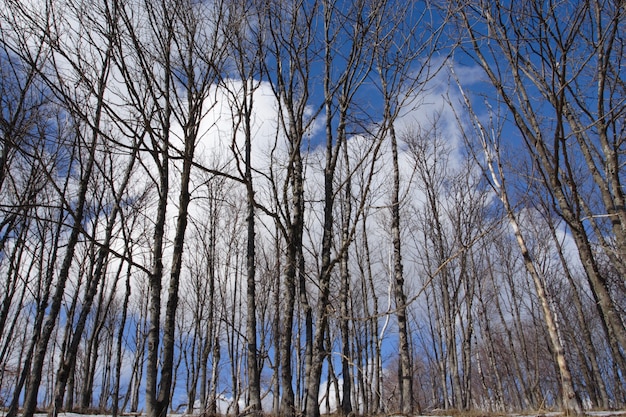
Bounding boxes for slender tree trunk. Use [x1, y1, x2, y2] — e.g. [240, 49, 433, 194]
[305, 68, 336, 417]
[339, 137, 353, 416]
[243, 79, 262, 414]
[145, 142, 169, 417]
[339, 246, 353, 416]
[52, 122, 136, 417]
[272, 229, 282, 415]
[154, 109, 198, 417]
[360, 214, 382, 414]
[279, 157, 301, 417]
[545, 214, 610, 409]
[200, 198, 218, 413]
[209, 336, 220, 416]
[497, 168, 582, 416]
[388, 124, 414, 415]
[476, 271, 505, 411]
[22, 96, 102, 417]
[461, 267, 475, 410]
[129, 312, 146, 413]
[112, 258, 133, 417]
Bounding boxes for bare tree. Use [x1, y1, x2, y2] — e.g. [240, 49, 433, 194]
[51, 106, 141, 417]
[305, 2, 386, 414]
[534, 192, 611, 409]
[452, 0, 626, 376]
[6, 0, 624, 414]
[0, 33, 52, 406]
[0, 2, 117, 416]
[219, 2, 268, 411]
[374, 2, 448, 412]
[259, 1, 318, 414]
[451, 64, 583, 414]
[405, 119, 487, 411]
[337, 142, 354, 416]
[110, 1, 226, 416]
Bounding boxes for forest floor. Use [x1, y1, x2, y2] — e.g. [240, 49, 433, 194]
[414, 411, 626, 417]
[20, 410, 626, 417]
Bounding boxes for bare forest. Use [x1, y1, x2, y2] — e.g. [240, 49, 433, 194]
[0, 1, 624, 417]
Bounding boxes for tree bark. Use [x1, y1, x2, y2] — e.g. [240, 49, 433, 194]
[389, 123, 414, 415]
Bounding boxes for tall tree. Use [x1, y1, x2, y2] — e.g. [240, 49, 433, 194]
[453, 0, 626, 374]
[374, 2, 447, 412]
[221, 1, 266, 410]
[452, 65, 583, 414]
[260, 1, 317, 415]
[112, 1, 225, 415]
[305, 1, 391, 414]
[1, 2, 115, 416]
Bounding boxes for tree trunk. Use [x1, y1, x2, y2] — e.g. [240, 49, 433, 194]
[339, 135, 353, 416]
[53, 126, 136, 417]
[22, 99, 102, 417]
[496, 160, 582, 416]
[389, 124, 414, 415]
[546, 214, 610, 409]
[113, 259, 133, 417]
[243, 79, 262, 414]
[279, 149, 302, 417]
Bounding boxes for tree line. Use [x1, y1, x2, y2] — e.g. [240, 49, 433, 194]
[0, 1, 624, 417]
